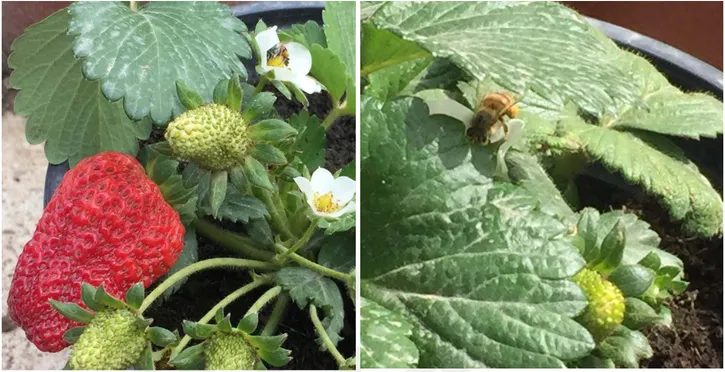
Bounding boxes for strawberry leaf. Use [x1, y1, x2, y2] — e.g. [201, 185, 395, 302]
[309, 44, 348, 104]
[8, 10, 151, 167]
[360, 95, 593, 368]
[322, 1, 355, 80]
[288, 112, 326, 171]
[276, 267, 345, 348]
[360, 297, 418, 368]
[68, 2, 250, 124]
[317, 231, 355, 273]
[279, 20, 327, 48]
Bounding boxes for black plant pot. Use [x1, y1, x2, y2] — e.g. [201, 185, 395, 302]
[43, 1, 326, 207]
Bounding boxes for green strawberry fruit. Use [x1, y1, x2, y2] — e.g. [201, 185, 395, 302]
[573, 268, 625, 340]
[69, 309, 146, 370]
[204, 332, 257, 370]
[166, 104, 252, 170]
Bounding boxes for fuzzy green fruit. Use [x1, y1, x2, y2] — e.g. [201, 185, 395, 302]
[573, 268, 626, 340]
[166, 104, 252, 170]
[204, 332, 257, 370]
[69, 309, 146, 370]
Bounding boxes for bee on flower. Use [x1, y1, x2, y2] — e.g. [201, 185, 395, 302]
[255, 26, 323, 94]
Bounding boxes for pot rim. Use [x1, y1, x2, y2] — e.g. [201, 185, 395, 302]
[585, 17, 723, 92]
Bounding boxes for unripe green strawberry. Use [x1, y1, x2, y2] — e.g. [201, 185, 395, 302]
[204, 332, 257, 370]
[166, 104, 252, 170]
[69, 309, 146, 370]
[573, 268, 625, 340]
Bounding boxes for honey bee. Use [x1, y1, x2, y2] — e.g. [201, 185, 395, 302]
[266, 43, 290, 68]
[466, 92, 520, 145]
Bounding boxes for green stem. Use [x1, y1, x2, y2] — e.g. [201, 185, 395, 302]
[261, 293, 290, 336]
[168, 277, 272, 360]
[310, 305, 346, 367]
[258, 189, 295, 240]
[275, 244, 354, 284]
[139, 258, 276, 313]
[194, 217, 275, 261]
[245, 286, 281, 316]
[321, 106, 343, 129]
[254, 75, 270, 95]
[277, 222, 317, 261]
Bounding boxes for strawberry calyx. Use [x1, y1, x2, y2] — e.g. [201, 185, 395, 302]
[170, 307, 291, 370]
[52, 282, 179, 370]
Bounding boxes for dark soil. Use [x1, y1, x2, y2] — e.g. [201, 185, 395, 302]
[145, 85, 356, 369]
[577, 174, 723, 368]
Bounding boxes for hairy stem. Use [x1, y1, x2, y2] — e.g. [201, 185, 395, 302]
[277, 222, 317, 261]
[310, 305, 346, 367]
[254, 74, 270, 95]
[257, 189, 296, 240]
[168, 277, 272, 359]
[194, 217, 275, 261]
[275, 244, 354, 284]
[321, 106, 343, 129]
[261, 293, 290, 336]
[245, 286, 282, 316]
[139, 258, 276, 313]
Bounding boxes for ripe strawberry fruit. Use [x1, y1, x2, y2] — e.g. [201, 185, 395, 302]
[7, 152, 185, 352]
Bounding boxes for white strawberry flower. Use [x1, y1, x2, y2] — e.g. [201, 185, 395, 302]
[294, 168, 355, 218]
[255, 26, 323, 94]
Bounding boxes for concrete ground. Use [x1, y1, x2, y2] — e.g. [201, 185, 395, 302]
[2, 106, 70, 368]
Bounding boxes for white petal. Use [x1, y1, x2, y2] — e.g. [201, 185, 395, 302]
[255, 27, 280, 55]
[330, 176, 356, 205]
[292, 75, 323, 94]
[293, 177, 315, 202]
[327, 201, 356, 218]
[310, 168, 334, 194]
[285, 42, 313, 75]
[271, 67, 297, 83]
[307, 199, 322, 215]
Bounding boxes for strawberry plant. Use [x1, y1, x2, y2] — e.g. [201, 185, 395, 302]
[360, 1, 720, 368]
[7, 1, 356, 369]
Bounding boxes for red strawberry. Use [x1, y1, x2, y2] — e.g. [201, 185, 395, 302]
[7, 152, 185, 352]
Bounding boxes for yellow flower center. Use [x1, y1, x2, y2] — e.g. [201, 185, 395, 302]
[313, 192, 340, 213]
[267, 55, 287, 68]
